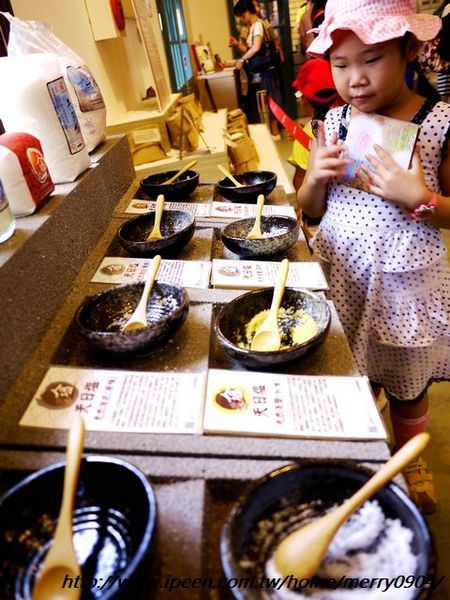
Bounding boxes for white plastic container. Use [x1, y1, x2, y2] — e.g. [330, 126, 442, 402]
[0, 179, 15, 244]
[4, 14, 107, 152]
[0, 53, 91, 183]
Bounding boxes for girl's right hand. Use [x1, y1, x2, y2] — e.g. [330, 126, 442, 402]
[307, 121, 349, 188]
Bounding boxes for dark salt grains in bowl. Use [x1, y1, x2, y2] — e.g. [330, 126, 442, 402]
[107, 293, 180, 332]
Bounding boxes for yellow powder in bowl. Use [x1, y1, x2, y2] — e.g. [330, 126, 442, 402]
[237, 306, 318, 350]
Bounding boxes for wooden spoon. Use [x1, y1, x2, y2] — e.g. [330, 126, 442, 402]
[246, 194, 265, 239]
[251, 258, 289, 352]
[163, 159, 197, 185]
[218, 164, 244, 187]
[146, 195, 164, 241]
[274, 432, 430, 580]
[32, 416, 86, 600]
[122, 255, 161, 332]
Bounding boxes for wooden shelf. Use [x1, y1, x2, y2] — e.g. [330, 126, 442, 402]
[134, 109, 228, 182]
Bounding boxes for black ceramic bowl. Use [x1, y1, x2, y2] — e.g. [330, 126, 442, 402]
[118, 210, 195, 257]
[0, 456, 157, 600]
[221, 216, 299, 259]
[140, 169, 199, 201]
[76, 281, 189, 355]
[215, 288, 331, 367]
[217, 171, 277, 202]
[221, 462, 431, 600]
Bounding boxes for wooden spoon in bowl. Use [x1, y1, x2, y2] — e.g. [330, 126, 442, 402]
[273, 432, 431, 580]
[218, 164, 244, 187]
[32, 416, 85, 600]
[162, 159, 197, 185]
[122, 255, 161, 332]
[146, 195, 164, 241]
[251, 258, 289, 352]
[246, 194, 265, 239]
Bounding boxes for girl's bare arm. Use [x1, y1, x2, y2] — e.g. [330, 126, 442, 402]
[297, 121, 349, 218]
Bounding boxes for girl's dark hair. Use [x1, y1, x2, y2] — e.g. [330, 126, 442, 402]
[309, 90, 339, 120]
[234, 0, 257, 16]
[311, 0, 327, 28]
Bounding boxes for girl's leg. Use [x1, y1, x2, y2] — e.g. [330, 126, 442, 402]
[370, 382, 387, 412]
[389, 392, 429, 449]
[388, 391, 437, 514]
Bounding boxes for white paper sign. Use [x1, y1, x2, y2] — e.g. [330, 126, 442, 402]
[125, 199, 211, 216]
[211, 260, 328, 290]
[211, 201, 296, 219]
[20, 366, 205, 434]
[204, 369, 386, 440]
[92, 257, 211, 289]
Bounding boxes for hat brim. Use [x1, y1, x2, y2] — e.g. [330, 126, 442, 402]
[307, 13, 442, 56]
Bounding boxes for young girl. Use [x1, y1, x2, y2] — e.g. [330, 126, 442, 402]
[298, 0, 450, 514]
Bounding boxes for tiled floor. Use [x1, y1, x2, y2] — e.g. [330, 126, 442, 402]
[274, 131, 450, 598]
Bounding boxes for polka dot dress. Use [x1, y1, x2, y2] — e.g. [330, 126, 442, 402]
[312, 101, 450, 401]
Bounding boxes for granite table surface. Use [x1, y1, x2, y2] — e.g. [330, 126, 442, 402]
[0, 161, 394, 599]
[0, 173, 390, 473]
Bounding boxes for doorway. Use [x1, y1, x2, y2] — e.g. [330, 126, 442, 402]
[156, 0, 194, 94]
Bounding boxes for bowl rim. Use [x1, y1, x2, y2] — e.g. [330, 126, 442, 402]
[222, 215, 299, 242]
[76, 281, 189, 339]
[220, 460, 431, 595]
[215, 287, 331, 356]
[140, 169, 200, 187]
[0, 455, 157, 600]
[217, 170, 277, 190]
[118, 209, 195, 246]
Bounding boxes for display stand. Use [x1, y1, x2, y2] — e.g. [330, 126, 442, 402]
[0, 137, 393, 598]
[135, 109, 229, 182]
[106, 93, 182, 153]
[196, 69, 239, 112]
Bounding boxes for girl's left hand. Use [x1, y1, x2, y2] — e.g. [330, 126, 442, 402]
[365, 145, 430, 210]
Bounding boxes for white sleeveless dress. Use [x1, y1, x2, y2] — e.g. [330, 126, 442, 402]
[311, 100, 450, 401]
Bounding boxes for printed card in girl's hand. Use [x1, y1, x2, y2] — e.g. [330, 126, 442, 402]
[342, 113, 420, 193]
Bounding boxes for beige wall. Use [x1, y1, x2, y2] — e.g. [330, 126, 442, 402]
[183, 0, 233, 63]
[10, 0, 171, 123]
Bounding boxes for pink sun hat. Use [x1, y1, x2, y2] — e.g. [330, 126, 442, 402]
[307, 0, 442, 56]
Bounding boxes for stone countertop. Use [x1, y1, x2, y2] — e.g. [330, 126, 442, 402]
[0, 137, 392, 599]
[0, 161, 389, 469]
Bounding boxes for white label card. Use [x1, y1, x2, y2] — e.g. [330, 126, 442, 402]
[125, 199, 210, 216]
[204, 369, 387, 440]
[92, 257, 211, 289]
[20, 366, 205, 434]
[211, 259, 328, 290]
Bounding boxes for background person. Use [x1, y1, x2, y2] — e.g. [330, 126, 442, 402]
[298, 0, 327, 59]
[230, 0, 283, 140]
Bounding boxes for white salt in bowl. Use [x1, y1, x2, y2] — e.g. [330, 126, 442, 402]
[221, 462, 431, 600]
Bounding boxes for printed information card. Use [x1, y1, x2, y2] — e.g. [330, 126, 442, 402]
[20, 366, 205, 434]
[211, 259, 328, 290]
[204, 369, 387, 440]
[92, 257, 211, 288]
[124, 199, 297, 220]
[210, 202, 297, 219]
[125, 198, 210, 216]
